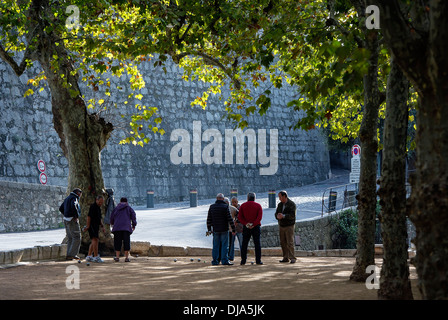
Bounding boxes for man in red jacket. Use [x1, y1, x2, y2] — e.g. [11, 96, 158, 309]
[238, 192, 263, 265]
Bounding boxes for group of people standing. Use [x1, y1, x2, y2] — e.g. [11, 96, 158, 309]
[60, 187, 297, 265]
[206, 190, 297, 266]
[59, 188, 137, 263]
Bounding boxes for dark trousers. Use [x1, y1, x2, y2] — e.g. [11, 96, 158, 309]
[113, 230, 131, 251]
[240, 225, 262, 264]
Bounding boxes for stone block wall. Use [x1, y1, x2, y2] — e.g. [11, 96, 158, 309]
[258, 214, 335, 251]
[258, 214, 416, 251]
[0, 180, 66, 232]
[0, 57, 330, 206]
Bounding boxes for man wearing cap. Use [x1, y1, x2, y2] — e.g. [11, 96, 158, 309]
[59, 188, 82, 260]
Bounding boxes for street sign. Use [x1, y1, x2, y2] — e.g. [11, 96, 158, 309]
[37, 160, 47, 184]
[349, 173, 360, 183]
[351, 157, 360, 168]
[39, 172, 47, 185]
[350, 145, 361, 183]
[351, 144, 361, 157]
[37, 160, 46, 173]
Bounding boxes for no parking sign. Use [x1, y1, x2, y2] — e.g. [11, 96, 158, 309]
[350, 145, 361, 183]
[351, 144, 361, 157]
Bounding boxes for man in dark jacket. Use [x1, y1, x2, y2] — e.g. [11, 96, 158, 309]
[275, 190, 297, 263]
[207, 193, 236, 265]
[59, 188, 82, 260]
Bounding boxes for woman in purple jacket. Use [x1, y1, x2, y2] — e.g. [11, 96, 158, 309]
[110, 197, 137, 262]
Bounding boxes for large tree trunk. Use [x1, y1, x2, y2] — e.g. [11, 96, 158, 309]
[29, 0, 114, 252]
[349, 21, 381, 281]
[377, 57, 413, 300]
[408, 90, 448, 299]
[373, 0, 448, 300]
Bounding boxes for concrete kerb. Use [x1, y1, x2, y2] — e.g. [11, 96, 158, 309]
[130, 242, 211, 257]
[107, 241, 390, 259]
[128, 241, 361, 258]
[1, 241, 384, 267]
[0, 244, 68, 268]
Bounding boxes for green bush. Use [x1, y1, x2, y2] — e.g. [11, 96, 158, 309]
[330, 208, 359, 249]
[330, 202, 383, 249]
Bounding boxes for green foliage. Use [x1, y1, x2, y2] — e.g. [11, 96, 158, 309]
[330, 201, 383, 249]
[330, 208, 359, 249]
[0, 0, 417, 150]
[0, 0, 166, 146]
[155, 0, 391, 144]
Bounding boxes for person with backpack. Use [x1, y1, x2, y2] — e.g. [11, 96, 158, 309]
[59, 188, 82, 260]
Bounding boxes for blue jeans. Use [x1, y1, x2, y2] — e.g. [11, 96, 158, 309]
[212, 231, 229, 265]
[228, 232, 243, 261]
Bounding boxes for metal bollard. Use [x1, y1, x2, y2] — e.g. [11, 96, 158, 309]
[268, 190, 276, 208]
[328, 190, 337, 212]
[146, 190, 154, 208]
[230, 188, 238, 199]
[190, 188, 198, 207]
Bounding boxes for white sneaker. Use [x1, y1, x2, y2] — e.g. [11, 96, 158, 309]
[93, 255, 104, 263]
[86, 255, 94, 262]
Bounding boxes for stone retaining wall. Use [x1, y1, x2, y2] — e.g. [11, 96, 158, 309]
[258, 215, 335, 251]
[0, 180, 66, 232]
[258, 213, 416, 251]
[0, 57, 330, 205]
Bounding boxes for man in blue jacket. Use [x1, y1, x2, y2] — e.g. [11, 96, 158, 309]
[59, 188, 82, 260]
[207, 193, 236, 265]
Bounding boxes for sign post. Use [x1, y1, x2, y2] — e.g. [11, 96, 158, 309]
[350, 145, 361, 183]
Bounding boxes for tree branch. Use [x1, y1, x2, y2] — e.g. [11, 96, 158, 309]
[0, 43, 35, 77]
[0, 16, 39, 77]
[172, 51, 242, 90]
[326, 0, 364, 48]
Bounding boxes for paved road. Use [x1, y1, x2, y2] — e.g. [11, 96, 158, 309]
[0, 169, 351, 251]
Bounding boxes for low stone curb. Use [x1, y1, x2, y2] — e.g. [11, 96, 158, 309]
[0, 244, 67, 267]
[129, 241, 362, 258]
[2, 241, 395, 267]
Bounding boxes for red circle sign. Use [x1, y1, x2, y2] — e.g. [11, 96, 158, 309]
[37, 160, 46, 173]
[39, 172, 47, 185]
[351, 144, 361, 157]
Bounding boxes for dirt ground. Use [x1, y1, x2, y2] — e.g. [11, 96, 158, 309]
[0, 255, 421, 300]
